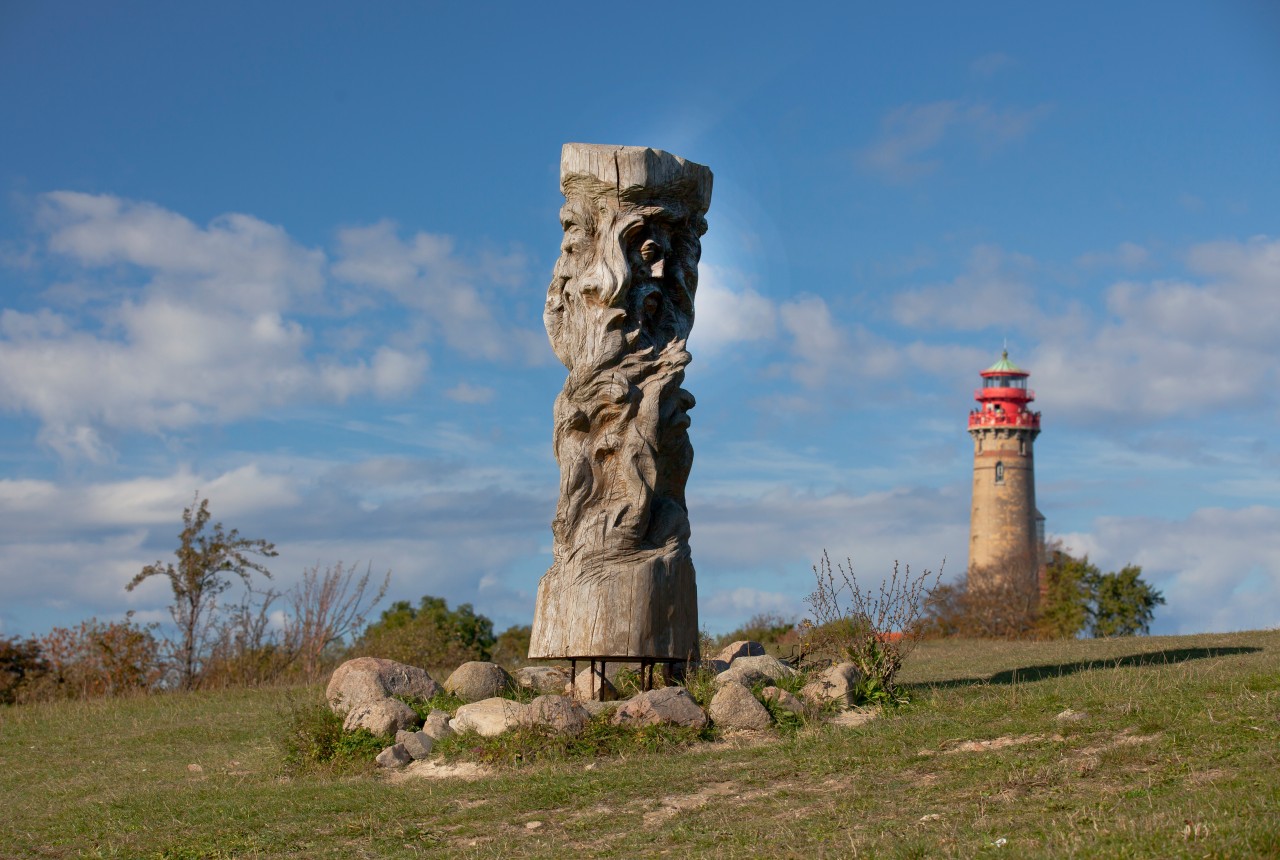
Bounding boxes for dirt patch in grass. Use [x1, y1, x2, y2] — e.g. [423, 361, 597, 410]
[922, 732, 1054, 755]
[386, 760, 491, 782]
[642, 781, 744, 824]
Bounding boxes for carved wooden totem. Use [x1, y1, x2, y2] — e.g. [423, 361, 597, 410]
[529, 144, 713, 664]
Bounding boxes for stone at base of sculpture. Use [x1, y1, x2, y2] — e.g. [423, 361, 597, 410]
[529, 143, 712, 663]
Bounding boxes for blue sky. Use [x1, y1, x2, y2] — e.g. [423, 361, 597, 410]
[2, 1, 1278, 639]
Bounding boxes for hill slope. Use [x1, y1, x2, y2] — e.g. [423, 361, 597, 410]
[2, 630, 1277, 858]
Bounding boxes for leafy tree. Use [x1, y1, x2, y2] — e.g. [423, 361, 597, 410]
[921, 547, 1164, 641]
[490, 624, 532, 669]
[354, 595, 495, 670]
[0, 636, 47, 705]
[1086, 564, 1165, 637]
[1038, 546, 1095, 639]
[127, 494, 277, 689]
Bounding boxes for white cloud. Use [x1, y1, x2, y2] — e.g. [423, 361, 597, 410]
[859, 99, 1050, 182]
[1057, 504, 1280, 635]
[0, 193, 569, 457]
[332, 220, 543, 363]
[1033, 235, 1280, 419]
[892, 245, 1039, 331]
[970, 52, 1015, 79]
[37, 191, 325, 313]
[703, 587, 803, 620]
[0, 458, 553, 636]
[446, 382, 495, 404]
[689, 264, 777, 354]
[1075, 241, 1151, 270]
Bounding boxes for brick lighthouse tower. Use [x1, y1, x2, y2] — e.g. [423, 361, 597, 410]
[967, 350, 1045, 596]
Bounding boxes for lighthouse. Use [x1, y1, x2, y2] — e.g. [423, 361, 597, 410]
[967, 350, 1045, 596]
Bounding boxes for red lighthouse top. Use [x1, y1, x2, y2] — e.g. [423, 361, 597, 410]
[969, 350, 1041, 430]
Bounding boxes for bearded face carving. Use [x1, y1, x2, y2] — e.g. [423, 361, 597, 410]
[530, 144, 712, 663]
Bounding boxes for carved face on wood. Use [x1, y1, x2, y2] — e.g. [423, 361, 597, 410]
[545, 192, 704, 371]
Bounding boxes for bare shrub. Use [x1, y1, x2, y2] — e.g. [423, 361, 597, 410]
[284, 562, 389, 681]
[201, 587, 292, 688]
[800, 551, 942, 703]
[23, 616, 166, 700]
[919, 566, 1041, 640]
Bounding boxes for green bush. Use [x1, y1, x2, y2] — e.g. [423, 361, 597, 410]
[279, 695, 388, 772]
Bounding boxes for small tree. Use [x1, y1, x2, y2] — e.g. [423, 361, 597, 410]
[1087, 564, 1165, 637]
[1038, 545, 1094, 639]
[127, 494, 277, 689]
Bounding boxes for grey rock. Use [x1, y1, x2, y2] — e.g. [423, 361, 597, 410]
[326, 657, 439, 715]
[714, 640, 766, 665]
[444, 661, 514, 703]
[401, 731, 434, 760]
[376, 743, 412, 768]
[422, 709, 455, 741]
[760, 685, 805, 715]
[342, 697, 419, 736]
[1056, 708, 1089, 722]
[451, 697, 529, 737]
[514, 665, 571, 694]
[800, 662, 862, 710]
[394, 729, 414, 744]
[715, 655, 797, 688]
[522, 694, 591, 736]
[612, 687, 709, 729]
[708, 681, 772, 730]
[580, 699, 623, 717]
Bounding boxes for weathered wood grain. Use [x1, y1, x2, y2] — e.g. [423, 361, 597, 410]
[529, 144, 712, 662]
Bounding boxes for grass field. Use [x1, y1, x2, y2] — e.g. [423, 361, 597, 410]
[2, 630, 1277, 858]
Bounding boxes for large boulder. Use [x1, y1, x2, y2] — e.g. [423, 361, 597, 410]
[522, 694, 591, 736]
[800, 662, 863, 710]
[611, 687, 708, 729]
[714, 640, 766, 665]
[708, 681, 772, 730]
[444, 661, 514, 703]
[715, 655, 797, 688]
[342, 697, 419, 736]
[326, 657, 439, 714]
[514, 665, 571, 694]
[451, 697, 529, 737]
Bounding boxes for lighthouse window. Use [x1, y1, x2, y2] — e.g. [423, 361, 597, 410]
[995, 461, 1005, 484]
